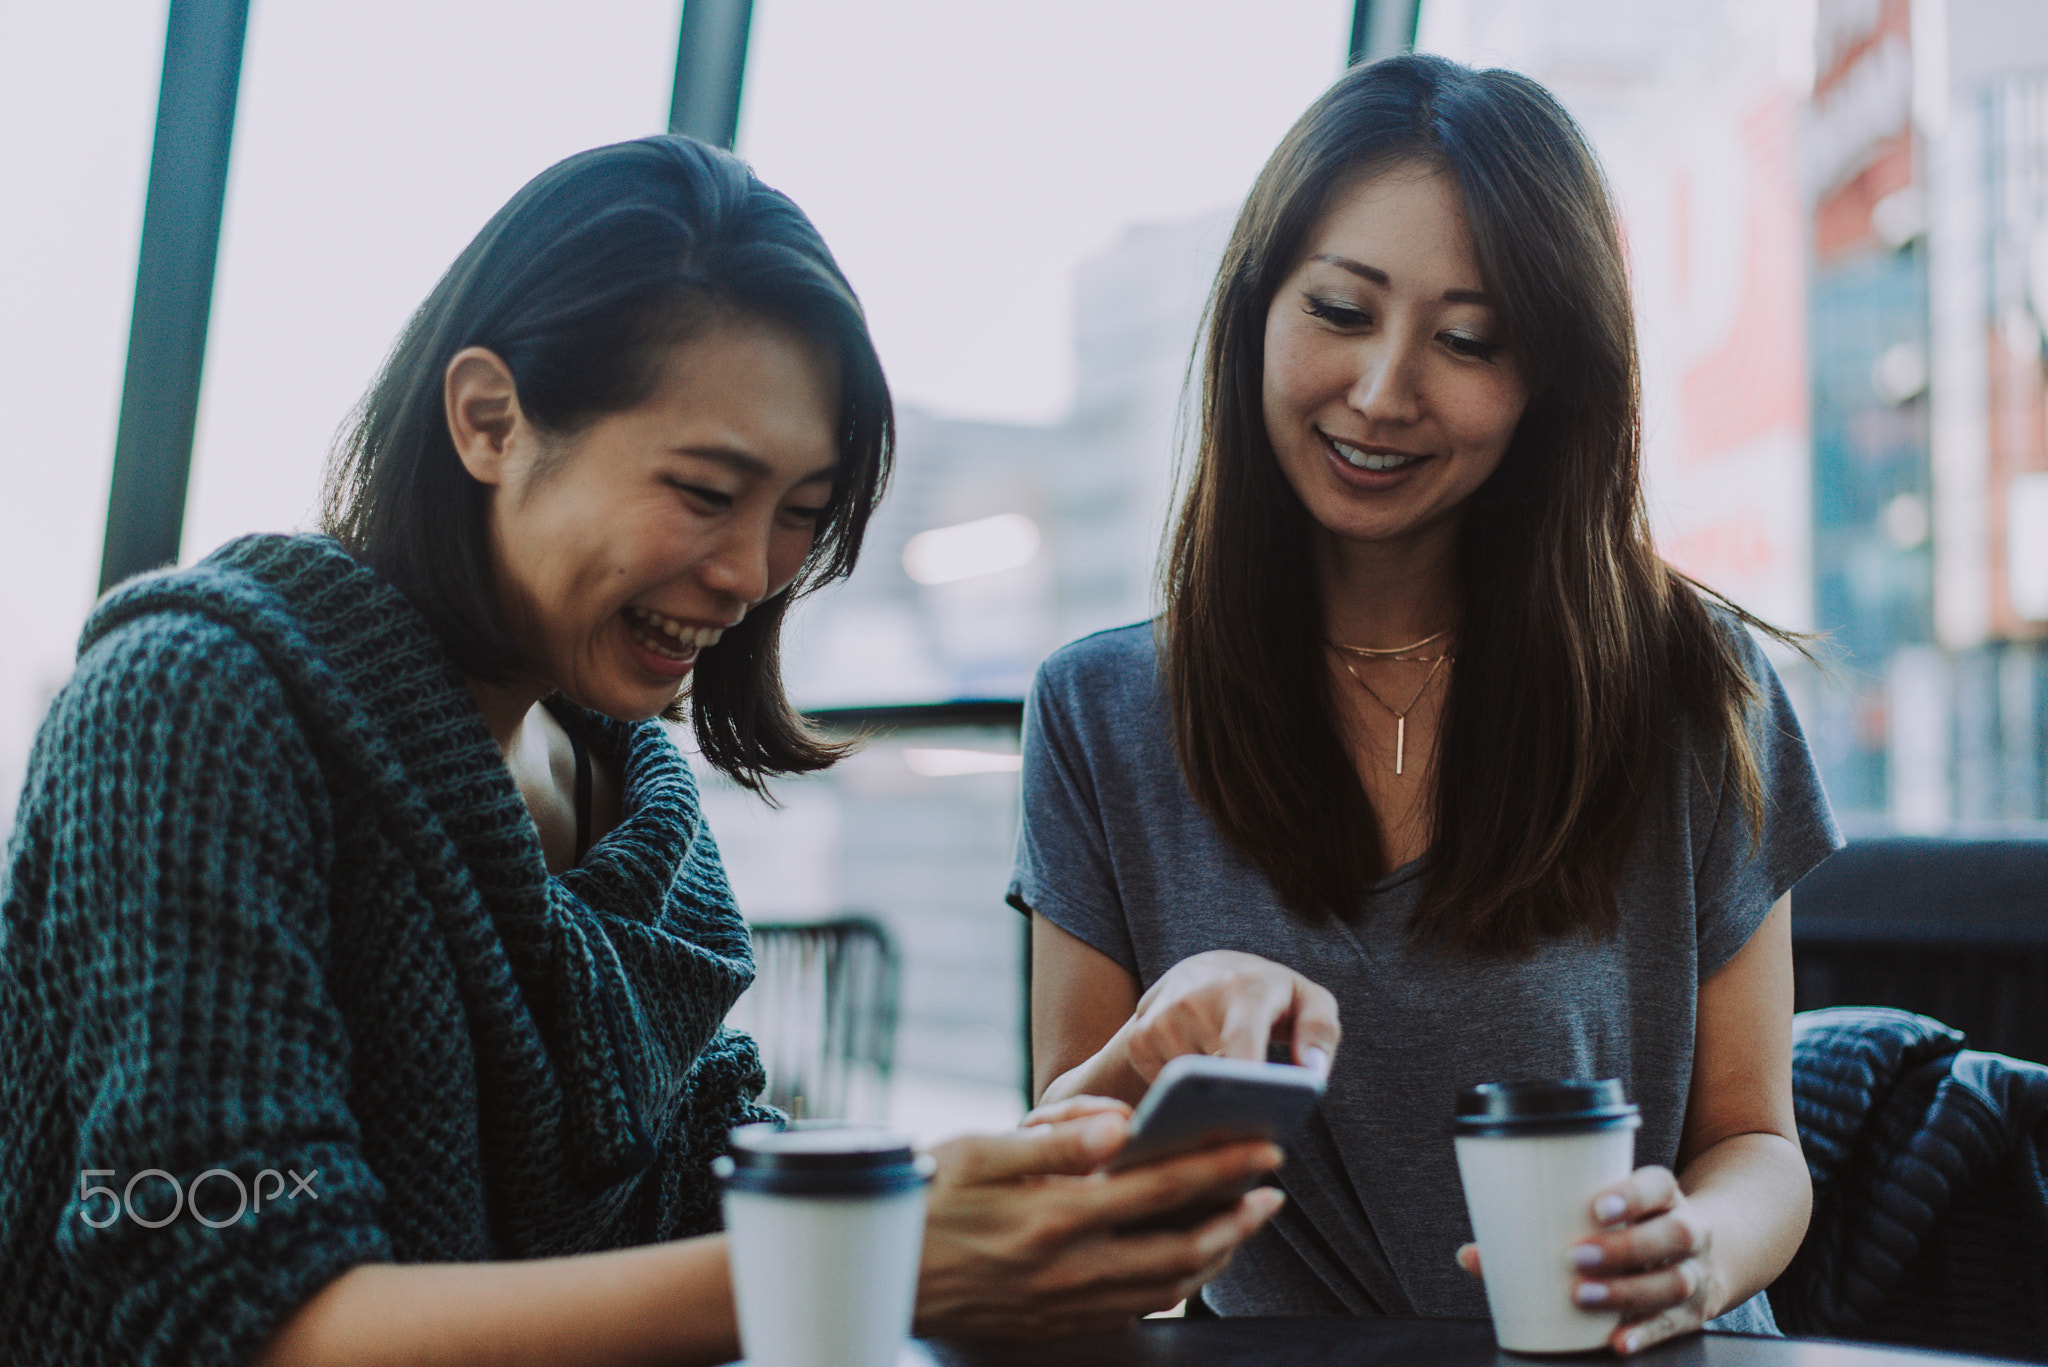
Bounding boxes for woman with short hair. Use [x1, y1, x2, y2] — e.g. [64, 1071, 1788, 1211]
[0, 134, 1281, 1367]
[1020, 54, 1838, 1352]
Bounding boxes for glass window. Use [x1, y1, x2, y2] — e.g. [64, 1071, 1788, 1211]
[0, 0, 167, 833]
[739, 0, 1354, 710]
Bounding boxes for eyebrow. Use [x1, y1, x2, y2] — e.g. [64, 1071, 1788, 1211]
[671, 446, 839, 484]
[1311, 253, 1494, 306]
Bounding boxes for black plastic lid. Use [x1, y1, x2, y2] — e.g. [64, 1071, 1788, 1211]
[713, 1122, 930, 1195]
[1452, 1079, 1640, 1137]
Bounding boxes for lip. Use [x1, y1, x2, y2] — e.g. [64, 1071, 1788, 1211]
[620, 611, 701, 681]
[1320, 431, 1433, 488]
[633, 603, 745, 633]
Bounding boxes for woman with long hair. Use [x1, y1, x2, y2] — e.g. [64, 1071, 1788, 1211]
[1016, 54, 1838, 1351]
[0, 135, 1282, 1367]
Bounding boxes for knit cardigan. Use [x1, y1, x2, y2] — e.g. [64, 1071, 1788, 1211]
[0, 534, 775, 1367]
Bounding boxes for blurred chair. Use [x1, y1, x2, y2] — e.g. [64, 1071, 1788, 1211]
[1790, 834, 2048, 1064]
[1766, 1006, 2048, 1362]
[727, 916, 900, 1123]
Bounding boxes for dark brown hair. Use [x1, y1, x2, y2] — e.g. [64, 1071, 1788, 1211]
[323, 135, 891, 791]
[1164, 54, 1791, 952]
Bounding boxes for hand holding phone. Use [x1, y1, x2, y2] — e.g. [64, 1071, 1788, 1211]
[1105, 1054, 1325, 1173]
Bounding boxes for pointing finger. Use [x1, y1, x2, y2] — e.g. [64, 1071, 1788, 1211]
[939, 1112, 1128, 1184]
[1288, 979, 1341, 1075]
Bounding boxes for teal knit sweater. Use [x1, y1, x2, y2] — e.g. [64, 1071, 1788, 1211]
[0, 534, 775, 1366]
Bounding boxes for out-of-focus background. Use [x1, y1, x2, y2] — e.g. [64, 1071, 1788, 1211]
[4, 0, 2046, 1142]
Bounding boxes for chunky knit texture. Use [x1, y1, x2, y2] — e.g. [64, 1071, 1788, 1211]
[1769, 1006, 2048, 1359]
[0, 534, 774, 1367]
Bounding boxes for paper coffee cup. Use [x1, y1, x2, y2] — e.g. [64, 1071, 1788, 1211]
[715, 1122, 935, 1367]
[1453, 1079, 1641, 1354]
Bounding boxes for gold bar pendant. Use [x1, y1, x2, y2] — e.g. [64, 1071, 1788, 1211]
[1395, 716, 1406, 776]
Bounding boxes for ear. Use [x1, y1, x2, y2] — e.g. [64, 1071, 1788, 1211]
[444, 346, 529, 487]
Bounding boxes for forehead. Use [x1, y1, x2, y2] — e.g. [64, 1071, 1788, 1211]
[638, 317, 843, 475]
[1296, 162, 1483, 282]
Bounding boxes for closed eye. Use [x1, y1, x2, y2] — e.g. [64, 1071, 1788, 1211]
[665, 479, 734, 511]
[1304, 297, 1371, 328]
[780, 503, 830, 528]
[1441, 331, 1504, 362]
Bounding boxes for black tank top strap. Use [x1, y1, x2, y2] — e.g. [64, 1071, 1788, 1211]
[543, 696, 596, 867]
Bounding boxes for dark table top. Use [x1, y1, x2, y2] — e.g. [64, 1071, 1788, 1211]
[912, 1318, 2033, 1367]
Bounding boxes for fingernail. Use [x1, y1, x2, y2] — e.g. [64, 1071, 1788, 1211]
[1082, 1113, 1124, 1152]
[1595, 1194, 1627, 1222]
[1574, 1282, 1609, 1306]
[1250, 1187, 1286, 1216]
[1302, 1045, 1332, 1077]
[1571, 1243, 1602, 1269]
[1621, 1332, 1642, 1354]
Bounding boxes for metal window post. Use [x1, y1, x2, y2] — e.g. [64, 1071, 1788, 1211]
[670, 0, 755, 147]
[1350, 0, 1421, 67]
[98, 0, 251, 593]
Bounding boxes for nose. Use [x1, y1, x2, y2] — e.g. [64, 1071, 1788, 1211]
[696, 510, 774, 609]
[1348, 331, 1424, 426]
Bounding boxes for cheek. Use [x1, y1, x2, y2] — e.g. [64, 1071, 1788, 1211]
[765, 527, 817, 598]
[1262, 328, 1320, 414]
[1455, 376, 1529, 455]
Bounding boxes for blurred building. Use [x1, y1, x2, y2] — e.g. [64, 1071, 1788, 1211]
[1806, 0, 2048, 826]
[1424, 0, 2048, 827]
[704, 211, 1229, 1119]
[780, 210, 1231, 708]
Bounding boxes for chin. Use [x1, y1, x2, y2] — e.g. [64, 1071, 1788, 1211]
[611, 692, 683, 724]
[555, 678, 680, 725]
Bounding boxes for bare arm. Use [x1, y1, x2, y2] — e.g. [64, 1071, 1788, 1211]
[1671, 891, 1811, 1315]
[1567, 892, 1811, 1352]
[1033, 913, 1145, 1103]
[253, 1237, 739, 1367]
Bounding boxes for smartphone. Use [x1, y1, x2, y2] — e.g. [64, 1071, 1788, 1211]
[1104, 1054, 1325, 1174]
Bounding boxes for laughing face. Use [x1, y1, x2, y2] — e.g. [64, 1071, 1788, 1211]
[1261, 161, 1529, 559]
[466, 317, 840, 721]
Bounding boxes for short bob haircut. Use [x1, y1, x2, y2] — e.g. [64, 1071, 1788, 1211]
[1164, 54, 1787, 952]
[323, 135, 891, 791]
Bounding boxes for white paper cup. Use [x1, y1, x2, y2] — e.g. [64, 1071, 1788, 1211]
[1453, 1080, 1641, 1354]
[715, 1123, 934, 1367]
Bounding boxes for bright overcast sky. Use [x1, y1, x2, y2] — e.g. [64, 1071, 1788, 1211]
[0, 0, 1349, 818]
[738, 0, 1354, 422]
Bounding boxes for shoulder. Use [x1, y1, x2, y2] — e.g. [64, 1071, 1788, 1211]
[1022, 623, 1181, 794]
[15, 609, 332, 905]
[70, 607, 294, 725]
[45, 611, 323, 817]
[1032, 621, 1161, 706]
[1027, 621, 1169, 753]
[1696, 598, 1778, 681]
[1658, 590, 1799, 747]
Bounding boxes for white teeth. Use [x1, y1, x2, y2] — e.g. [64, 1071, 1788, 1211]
[625, 606, 724, 652]
[1331, 439, 1422, 472]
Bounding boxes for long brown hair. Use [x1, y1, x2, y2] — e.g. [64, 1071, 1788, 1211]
[1163, 54, 1789, 953]
[323, 136, 891, 793]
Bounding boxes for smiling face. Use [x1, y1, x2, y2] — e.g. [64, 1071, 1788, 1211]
[1261, 162, 1529, 562]
[464, 317, 840, 722]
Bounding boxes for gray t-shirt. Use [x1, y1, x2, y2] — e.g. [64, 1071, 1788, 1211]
[1008, 619, 1841, 1330]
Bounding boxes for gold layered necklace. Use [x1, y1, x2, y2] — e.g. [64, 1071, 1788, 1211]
[1325, 625, 1453, 659]
[1326, 629, 1455, 776]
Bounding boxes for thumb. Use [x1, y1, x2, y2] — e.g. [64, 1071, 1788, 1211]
[941, 1112, 1128, 1184]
